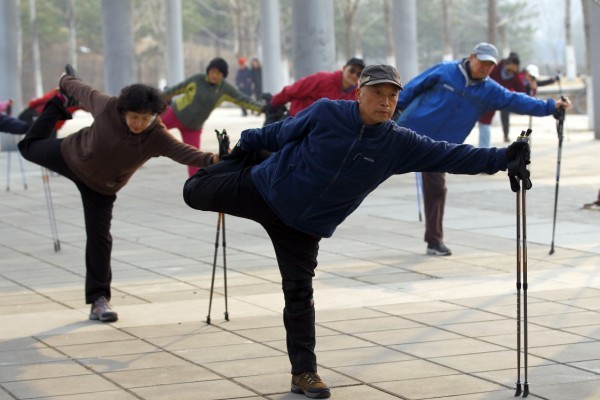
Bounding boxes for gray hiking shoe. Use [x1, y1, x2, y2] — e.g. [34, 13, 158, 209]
[89, 296, 118, 322]
[291, 372, 330, 398]
[426, 242, 452, 256]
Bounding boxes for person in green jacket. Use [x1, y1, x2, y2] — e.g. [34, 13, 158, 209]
[162, 57, 264, 176]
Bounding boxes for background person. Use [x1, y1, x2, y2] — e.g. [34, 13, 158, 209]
[477, 52, 525, 147]
[161, 57, 264, 176]
[269, 57, 365, 117]
[235, 57, 253, 116]
[395, 42, 570, 256]
[18, 66, 218, 323]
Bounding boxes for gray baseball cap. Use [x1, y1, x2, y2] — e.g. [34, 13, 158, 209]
[359, 65, 403, 90]
[472, 42, 498, 64]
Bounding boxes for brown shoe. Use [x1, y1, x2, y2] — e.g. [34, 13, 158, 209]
[89, 296, 118, 322]
[291, 372, 330, 398]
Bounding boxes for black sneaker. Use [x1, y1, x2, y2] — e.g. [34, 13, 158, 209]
[291, 372, 330, 399]
[426, 242, 452, 256]
[89, 296, 118, 322]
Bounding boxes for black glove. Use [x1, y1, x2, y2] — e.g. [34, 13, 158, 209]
[221, 141, 248, 161]
[215, 129, 230, 157]
[64, 64, 79, 79]
[506, 140, 532, 192]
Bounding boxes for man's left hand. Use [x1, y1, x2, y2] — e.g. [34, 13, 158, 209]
[507, 141, 532, 192]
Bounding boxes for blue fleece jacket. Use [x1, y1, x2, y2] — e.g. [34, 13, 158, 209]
[240, 99, 509, 238]
[396, 59, 556, 143]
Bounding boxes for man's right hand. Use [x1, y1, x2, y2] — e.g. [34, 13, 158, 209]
[221, 141, 248, 161]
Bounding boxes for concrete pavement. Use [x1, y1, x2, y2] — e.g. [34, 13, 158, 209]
[0, 108, 599, 399]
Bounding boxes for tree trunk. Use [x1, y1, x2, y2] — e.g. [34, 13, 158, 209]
[487, 0, 496, 44]
[67, 0, 78, 70]
[565, 0, 577, 79]
[442, 0, 453, 61]
[29, 0, 43, 97]
[383, 0, 394, 65]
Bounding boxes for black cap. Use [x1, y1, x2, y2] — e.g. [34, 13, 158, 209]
[359, 64, 403, 90]
[346, 57, 366, 69]
[206, 57, 229, 78]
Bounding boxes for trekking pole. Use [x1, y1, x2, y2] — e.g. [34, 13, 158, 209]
[206, 129, 231, 324]
[511, 129, 531, 398]
[206, 212, 222, 325]
[514, 173, 522, 397]
[522, 177, 530, 398]
[415, 172, 423, 222]
[549, 97, 566, 255]
[41, 167, 61, 252]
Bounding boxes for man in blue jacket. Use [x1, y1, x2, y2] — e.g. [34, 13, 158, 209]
[183, 64, 531, 399]
[396, 42, 569, 257]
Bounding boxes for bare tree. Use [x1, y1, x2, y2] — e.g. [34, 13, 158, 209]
[29, 0, 43, 97]
[383, 0, 394, 64]
[442, 0, 453, 60]
[67, 0, 77, 70]
[565, 0, 577, 79]
[487, 0, 496, 44]
[337, 0, 361, 59]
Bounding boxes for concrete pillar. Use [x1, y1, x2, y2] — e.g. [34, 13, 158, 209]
[0, 0, 22, 151]
[259, 0, 284, 94]
[589, 0, 600, 138]
[393, 0, 419, 83]
[101, 0, 135, 95]
[291, 0, 335, 80]
[166, 0, 184, 86]
[0, 0, 21, 109]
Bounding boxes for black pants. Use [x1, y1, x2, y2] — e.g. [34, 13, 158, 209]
[501, 109, 511, 140]
[18, 99, 116, 304]
[183, 161, 320, 374]
[422, 172, 447, 245]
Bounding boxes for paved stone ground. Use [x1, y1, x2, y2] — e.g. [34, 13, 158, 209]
[1, 108, 599, 399]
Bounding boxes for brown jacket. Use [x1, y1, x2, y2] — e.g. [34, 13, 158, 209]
[59, 76, 214, 195]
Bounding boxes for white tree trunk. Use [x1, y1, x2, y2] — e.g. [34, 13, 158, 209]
[29, 0, 43, 97]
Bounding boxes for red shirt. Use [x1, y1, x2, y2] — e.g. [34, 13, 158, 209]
[478, 61, 526, 124]
[271, 70, 357, 116]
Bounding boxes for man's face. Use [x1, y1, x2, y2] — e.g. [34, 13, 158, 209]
[207, 68, 224, 85]
[342, 64, 364, 88]
[357, 83, 400, 125]
[469, 54, 496, 79]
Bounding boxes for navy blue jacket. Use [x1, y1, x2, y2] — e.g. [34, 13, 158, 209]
[0, 114, 28, 135]
[241, 99, 508, 238]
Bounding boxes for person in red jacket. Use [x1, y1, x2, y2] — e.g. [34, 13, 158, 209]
[269, 57, 365, 117]
[477, 52, 525, 146]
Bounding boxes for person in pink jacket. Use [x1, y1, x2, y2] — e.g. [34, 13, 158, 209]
[269, 57, 365, 117]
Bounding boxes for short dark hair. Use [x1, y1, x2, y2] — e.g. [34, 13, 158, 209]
[206, 57, 229, 78]
[506, 52, 520, 66]
[346, 57, 366, 69]
[117, 84, 166, 115]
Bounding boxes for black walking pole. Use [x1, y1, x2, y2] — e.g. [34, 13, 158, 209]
[415, 172, 423, 222]
[549, 97, 566, 255]
[510, 129, 532, 398]
[206, 129, 231, 324]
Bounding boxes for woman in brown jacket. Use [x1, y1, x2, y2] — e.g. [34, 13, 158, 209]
[18, 68, 218, 323]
